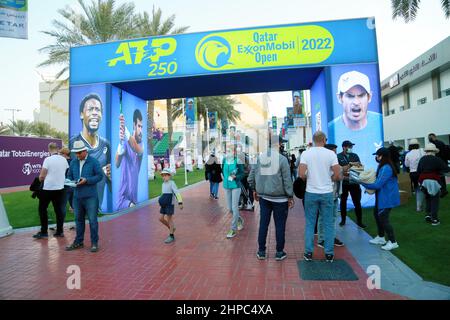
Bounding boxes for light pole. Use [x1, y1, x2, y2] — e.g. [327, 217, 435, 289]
[205, 106, 210, 156]
[182, 99, 188, 186]
[4, 108, 21, 135]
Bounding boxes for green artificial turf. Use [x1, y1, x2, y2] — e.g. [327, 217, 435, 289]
[2, 168, 205, 229]
[348, 186, 450, 287]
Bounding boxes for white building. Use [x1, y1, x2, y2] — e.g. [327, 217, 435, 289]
[381, 36, 450, 149]
[34, 81, 69, 133]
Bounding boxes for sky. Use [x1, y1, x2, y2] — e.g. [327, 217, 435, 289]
[0, 0, 449, 124]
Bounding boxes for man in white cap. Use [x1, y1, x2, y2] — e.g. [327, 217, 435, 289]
[328, 70, 383, 204]
[66, 140, 103, 252]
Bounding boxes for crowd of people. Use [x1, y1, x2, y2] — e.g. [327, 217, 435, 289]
[32, 130, 448, 260]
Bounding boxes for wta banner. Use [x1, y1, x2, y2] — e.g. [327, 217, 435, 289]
[0, 136, 62, 188]
[0, 0, 27, 39]
[70, 18, 378, 85]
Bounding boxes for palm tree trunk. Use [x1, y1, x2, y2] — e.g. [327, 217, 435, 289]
[147, 100, 154, 154]
[166, 99, 174, 154]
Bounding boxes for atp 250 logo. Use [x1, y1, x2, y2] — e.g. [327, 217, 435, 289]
[196, 35, 233, 71]
[107, 37, 178, 77]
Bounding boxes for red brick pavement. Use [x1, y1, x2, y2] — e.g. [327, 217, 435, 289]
[0, 182, 405, 300]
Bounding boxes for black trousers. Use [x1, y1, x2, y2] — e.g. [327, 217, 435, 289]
[340, 184, 363, 224]
[425, 192, 440, 220]
[439, 175, 448, 195]
[373, 207, 396, 243]
[258, 198, 289, 252]
[38, 189, 65, 234]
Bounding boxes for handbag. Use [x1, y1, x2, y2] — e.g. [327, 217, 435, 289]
[293, 177, 306, 199]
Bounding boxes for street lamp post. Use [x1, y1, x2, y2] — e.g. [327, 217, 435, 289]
[182, 99, 188, 186]
[4, 108, 21, 135]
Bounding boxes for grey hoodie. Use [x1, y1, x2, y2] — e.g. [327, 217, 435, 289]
[248, 150, 293, 199]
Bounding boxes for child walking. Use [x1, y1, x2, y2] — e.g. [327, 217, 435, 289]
[158, 169, 183, 244]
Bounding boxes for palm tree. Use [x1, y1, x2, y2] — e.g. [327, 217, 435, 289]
[39, 0, 138, 95]
[135, 6, 188, 154]
[172, 96, 241, 154]
[7, 120, 32, 136]
[30, 122, 54, 138]
[392, 0, 450, 22]
[0, 123, 11, 135]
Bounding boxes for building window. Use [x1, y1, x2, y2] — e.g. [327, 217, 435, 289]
[442, 88, 450, 97]
[417, 97, 427, 105]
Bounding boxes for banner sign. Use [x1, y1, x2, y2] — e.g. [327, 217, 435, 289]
[0, 136, 62, 188]
[185, 97, 197, 130]
[70, 18, 378, 85]
[208, 111, 218, 138]
[0, 0, 27, 39]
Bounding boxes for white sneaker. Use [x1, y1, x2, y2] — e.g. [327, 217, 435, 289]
[237, 217, 244, 231]
[369, 236, 387, 245]
[381, 241, 399, 251]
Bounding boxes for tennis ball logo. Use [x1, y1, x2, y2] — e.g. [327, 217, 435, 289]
[196, 35, 232, 70]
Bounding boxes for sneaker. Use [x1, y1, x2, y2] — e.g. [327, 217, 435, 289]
[164, 235, 175, 244]
[90, 244, 99, 252]
[238, 204, 244, 210]
[339, 221, 345, 227]
[334, 238, 344, 247]
[303, 252, 313, 261]
[32, 232, 48, 239]
[256, 251, 266, 260]
[53, 232, 64, 238]
[357, 222, 367, 229]
[325, 254, 334, 263]
[237, 218, 244, 231]
[65, 242, 84, 251]
[369, 236, 387, 245]
[425, 215, 432, 223]
[210, 193, 214, 199]
[275, 251, 287, 261]
[226, 230, 236, 238]
[245, 204, 254, 211]
[431, 219, 440, 226]
[317, 241, 324, 248]
[214, 196, 219, 200]
[381, 241, 399, 251]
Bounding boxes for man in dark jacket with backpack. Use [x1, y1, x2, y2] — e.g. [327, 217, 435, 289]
[428, 133, 449, 197]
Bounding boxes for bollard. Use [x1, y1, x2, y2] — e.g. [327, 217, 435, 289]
[0, 195, 14, 238]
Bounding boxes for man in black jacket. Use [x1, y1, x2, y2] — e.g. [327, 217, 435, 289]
[428, 133, 449, 197]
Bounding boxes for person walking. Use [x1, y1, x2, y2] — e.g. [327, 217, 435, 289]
[290, 154, 298, 181]
[428, 133, 449, 197]
[337, 140, 366, 228]
[249, 135, 294, 261]
[222, 143, 245, 239]
[417, 144, 450, 226]
[65, 141, 103, 252]
[352, 147, 400, 251]
[317, 144, 344, 248]
[404, 139, 425, 212]
[205, 153, 222, 199]
[32, 143, 69, 239]
[299, 131, 342, 263]
[158, 169, 183, 243]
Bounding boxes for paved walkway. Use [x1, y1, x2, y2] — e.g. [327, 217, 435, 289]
[0, 182, 405, 300]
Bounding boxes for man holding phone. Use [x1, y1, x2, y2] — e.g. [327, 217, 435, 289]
[66, 140, 103, 253]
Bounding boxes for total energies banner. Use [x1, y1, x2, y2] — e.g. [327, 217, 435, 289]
[69, 84, 112, 212]
[111, 87, 148, 212]
[70, 18, 378, 85]
[0, 0, 27, 39]
[0, 136, 61, 188]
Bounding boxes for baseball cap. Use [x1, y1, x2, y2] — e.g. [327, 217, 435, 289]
[337, 71, 371, 94]
[325, 144, 338, 150]
[342, 140, 355, 147]
[373, 147, 390, 156]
